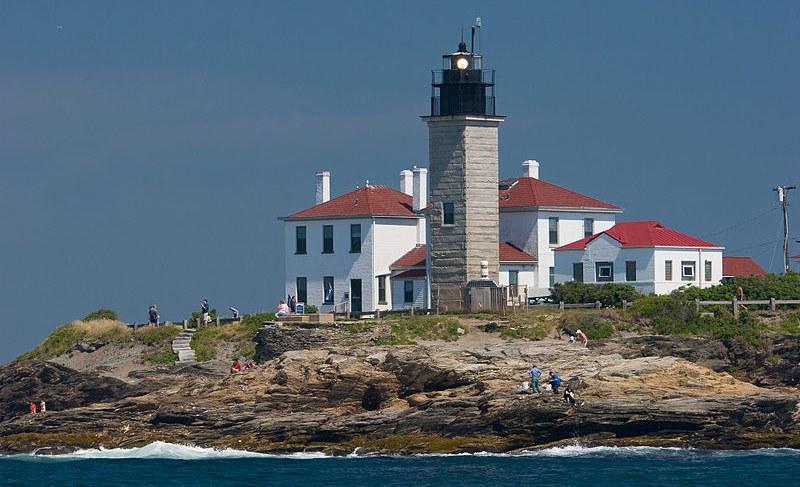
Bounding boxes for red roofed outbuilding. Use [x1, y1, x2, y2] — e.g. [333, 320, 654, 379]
[553, 221, 724, 295]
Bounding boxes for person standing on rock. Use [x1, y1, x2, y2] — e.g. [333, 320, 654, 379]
[30, 402, 36, 414]
[528, 365, 542, 394]
[201, 299, 210, 325]
[40, 400, 46, 414]
[576, 329, 588, 347]
[148, 305, 159, 327]
[548, 371, 561, 395]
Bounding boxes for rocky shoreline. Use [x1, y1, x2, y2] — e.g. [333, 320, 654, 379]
[2, 323, 800, 455]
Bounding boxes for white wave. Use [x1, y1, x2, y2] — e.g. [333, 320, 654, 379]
[4, 442, 331, 461]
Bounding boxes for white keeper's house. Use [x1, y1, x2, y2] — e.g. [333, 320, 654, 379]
[553, 221, 724, 294]
[280, 160, 623, 312]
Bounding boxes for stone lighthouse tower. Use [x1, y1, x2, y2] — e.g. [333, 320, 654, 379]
[421, 40, 504, 309]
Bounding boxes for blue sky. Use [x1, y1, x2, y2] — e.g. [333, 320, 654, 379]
[1, 1, 798, 362]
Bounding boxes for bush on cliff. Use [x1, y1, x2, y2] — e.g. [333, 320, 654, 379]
[561, 312, 616, 340]
[376, 316, 465, 345]
[550, 282, 639, 308]
[16, 319, 132, 361]
[189, 313, 275, 361]
[82, 308, 119, 322]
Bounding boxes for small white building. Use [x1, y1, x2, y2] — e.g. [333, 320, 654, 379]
[498, 160, 623, 299]
[553, 221, 724, 295]
[280, 170, 426, 313]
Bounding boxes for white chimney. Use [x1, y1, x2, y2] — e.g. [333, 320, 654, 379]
[315, 171, 330, 205]
[412, 166, 427, 212]
[400, 170, 413, 196]
[480, 260, 489, 279]
[522, 160, 539, 179]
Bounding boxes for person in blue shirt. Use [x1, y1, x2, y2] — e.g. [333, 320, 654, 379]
[548, 371, 561, 394]
[528, 365, 542, 394]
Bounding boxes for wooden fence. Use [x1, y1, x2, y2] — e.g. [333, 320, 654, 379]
[695, 298, 800, 319]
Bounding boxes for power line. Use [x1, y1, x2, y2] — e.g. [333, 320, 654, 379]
[725, 239, 779, 255]
[700, 205, 779, 238]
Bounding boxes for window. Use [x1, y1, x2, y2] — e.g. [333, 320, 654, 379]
[350, 224, 361, 253]
[443, 202, 454, 225]
[404, 281, 414, 303]
[378, 276, 387, 304]
[704, 261, 712, 282]
[596, 262, 613, 282]
[549, 217, 559, 245]
[296, 277, 307, 304]
[508, 270, 518, 286]
[322, 225, 334, 253]
[573, 263, 584, 283]
[583, 218, 594, 238]
[295, 226, 306, 254]
[323, 276, 334, 304]
[549, 266, 555, 287]
[626, 261, 636, 281]
[665, 260, 672, 281]
[681, 261, 696, 281]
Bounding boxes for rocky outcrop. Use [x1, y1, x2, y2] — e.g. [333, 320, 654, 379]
[2, 338, 799, 455]
[0, 361, 149, 422]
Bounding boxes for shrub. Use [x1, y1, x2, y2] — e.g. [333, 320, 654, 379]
[779, 313, 800, 334]
[83, 309, 119, 322]
[16, 323, 85, 361]
[562, 313, 615, 340]
[134, 325, 181, 345]
[304, 304, 319, 314]
[551, 282, 639, 308]
[379, 316, 465, 343]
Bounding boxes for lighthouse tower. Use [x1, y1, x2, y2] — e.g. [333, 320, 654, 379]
[421, 40, 504, 309]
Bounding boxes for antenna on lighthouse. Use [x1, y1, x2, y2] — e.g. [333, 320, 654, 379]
[472, 17, 482, 53]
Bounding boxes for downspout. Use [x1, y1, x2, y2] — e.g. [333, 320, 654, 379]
[371, 217, 376, 311]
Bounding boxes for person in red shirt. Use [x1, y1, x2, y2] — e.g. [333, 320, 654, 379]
[576, 329, 588, 347]
[30, 402, 37, 414]
[231, 360, 242, 373]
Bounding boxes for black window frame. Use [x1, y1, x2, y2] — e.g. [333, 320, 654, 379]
[626, 261, 636, 281]
[549, 217, 559, 245]
[583, 218, 594, 238]
[573, 262, 584, 283]
[377, 275, 387, 304]
[350, 224, 361, 253]
[296, 277, 307, 304]
[322, 225, 334, 253]
[443, 202, 455, 225]
[596, 262, 613, 282]
[295, 226, 307, 254]
[323, 276, 334, 304]
[404, 280, 414, 303]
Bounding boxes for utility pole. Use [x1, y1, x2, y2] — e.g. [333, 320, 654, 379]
[773, 185, 796, 273]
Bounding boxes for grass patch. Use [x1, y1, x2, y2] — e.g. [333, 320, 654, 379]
[142, 349, 179, 364]
[377, 316, 465, 345]
[499, 312, 551, 340]
[561, 312, 616, 340]
[16, 319, 133, 361]
[133, 325, 181, 345]
[83, 308, 119, 321]
[190, 313, 274, 361]
[779, 313, 800, 334]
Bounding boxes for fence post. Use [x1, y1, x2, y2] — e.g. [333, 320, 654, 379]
[695, 298, 700, 312]
[134, 322, 138, 331]
[196, 317, 201, 328]
[559, 301, 565, 313]
[216, 317, 220, 327]
[733, 299, 739, 321]
[183, 320, 187, 330]
[376, 309, 381, 319]
[410, 307, 414, 316]
[595, 300, 601, 310]
[770, 297, 776, 312]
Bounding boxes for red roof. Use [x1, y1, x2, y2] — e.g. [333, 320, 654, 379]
[792, 254, 800, 259]
[499, 177, 620, 210]
[723, 256, 767, 277]
[557, 221, 721, 250]
[391, 269, 427, 279]
[391, 245, 427, 267]
[391, 243, 535, 269]
[284, 185, 414, 219]
[499, 242, 536, 262]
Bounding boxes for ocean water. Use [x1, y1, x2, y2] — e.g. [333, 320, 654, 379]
[1, 442, 798, 486]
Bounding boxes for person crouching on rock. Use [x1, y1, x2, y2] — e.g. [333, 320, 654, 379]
[231, 360, 242, 373]
[548, 371, 561, 394]
[30, 402, 36, 414]
[576, 329, 588, 347]
[563, 385, 576, 406]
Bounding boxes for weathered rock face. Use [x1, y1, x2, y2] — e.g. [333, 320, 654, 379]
[0, 361, 148, 422]
[597, 334, 800, 387]
[2, 338, 800, 455]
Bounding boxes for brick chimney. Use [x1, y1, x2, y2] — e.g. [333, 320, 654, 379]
[315, 171, 330, 205]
